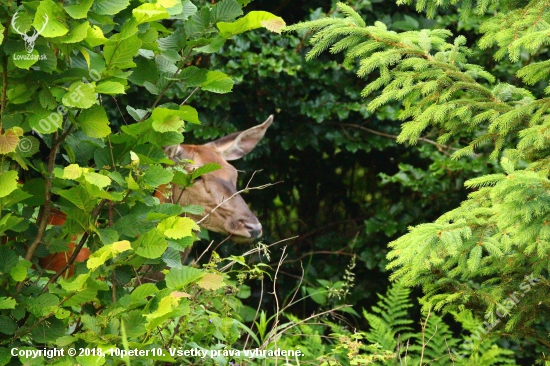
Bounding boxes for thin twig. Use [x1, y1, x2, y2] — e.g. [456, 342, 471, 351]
[197, 182, 280, 226]
[269, 246, 287, 356]
[180, 86, 199, 105]
[218, 236, 298, 272]
[259, 305, 351, 350]
[340, 123, 461, 153]
[243, 277, 264, 349]
[419, 308, 432, 365]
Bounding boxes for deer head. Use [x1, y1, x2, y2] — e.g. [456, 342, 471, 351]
[163, 116, 273, 241]
[11, 11, 48, 53]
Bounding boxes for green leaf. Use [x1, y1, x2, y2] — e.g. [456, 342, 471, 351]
[131, 283, 159, 303]
[143, 293, 180, 329]
[150, 106, 199, 132]
[35, 0, 69, 37]
[0, 297, 16, 310]
[181, 0, 198, 20]
[127, 106, 148, 121]
[65, 0, 94, 19]
[0, 130, 20, 154]
[211, 0, 243, 23]
[0, 316, 17, 335]
[58, 186, 95, 211]
[10, 260, 31, 282]
[92, 0, 130, 15]
[157, 216, 196, 239]
[135, 229, 168, 259]
[29, 109, 62, 134]
[177, 105, 200, 124]
[143, 165, 174, 187]
[191, 163, 221, 179]
[63, 164, 84, 179]
[104, 34, 142, 69]
[85, 25, 108, 47]
[197, 273, 225, 290]
[77, 105, 111, 138]
[87, 240, 132, 270]
[133, 3, 170, 24]
[165, 267, 204, 289]
[217, 11, 285, 38]
[84, 172, 111, 188]
[7, 84, 36, 104]
[12, 50, 40, 69]
[151, 112, 184, 133]
[0, 189, 32, 208]
[95, 81, 125, 95]
[16, 135, 40, 157]
[62, 81, 96, 109]
[202, 71, 234, 94]
[0, 171, 18, 198]
[55, 21, 90, 43]
[181, 205, 204, 215]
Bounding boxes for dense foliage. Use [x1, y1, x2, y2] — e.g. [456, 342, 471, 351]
[0, 0, 292, 365]
[2, 0, 549, 364]
[287, 0, 550, 362]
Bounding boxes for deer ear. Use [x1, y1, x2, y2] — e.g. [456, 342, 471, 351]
[205, 115, 273, 161]
[164, 144, 193, 161]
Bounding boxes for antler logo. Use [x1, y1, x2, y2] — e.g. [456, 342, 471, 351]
[11, 12, 48, 53]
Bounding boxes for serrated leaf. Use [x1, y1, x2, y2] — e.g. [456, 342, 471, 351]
[126, 174, 139, 190]
[104, 34, 142, 69]
[85, 25, 108, 47]
[131, 283, 159, 303]
[95, 81, 125, 95]
[158, 216, 196, 239]
[7, 84, 35, 104]
[16, 135, 40, 157]
[197, 273, 225, 290]
[65, 0, 94, 19]
[0, 130, 20, 154]
[135, 229, 168, 259]
[181, 205, 204, 215]
[35, 0, 69, 37]
[62, 81, 96, 109]
[211, 0, 243, 23]
[12, 50, 40, 69]
[0, 297, 16, 310]
[150, 106, 199, 132]
[0, 316, 17, 335]
[133, 3, 170, 24]
[165, 266, 204, 289]
[38, 88, 57, 109]
[143, 165, 173, 187]
[217, 11, 285, 38]
[87, 240, 132, 270]
[0, 171, 18, 198]
[10, 260, 31, 282]
[191, 163, 221, 179]
[29, 109, 62, 134]
[260, 17, 285, 33]
[63, 164, 84, 179]
[202, 71, 234, 93]
[55, 21, 89, 43]
[92, 0, 130, 15]
[77, 105, 111, 138]
[127, 106, 148, 121]
[84, 172, 111, 188]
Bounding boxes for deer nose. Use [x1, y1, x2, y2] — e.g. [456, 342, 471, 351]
[244, 222, 262, 238]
